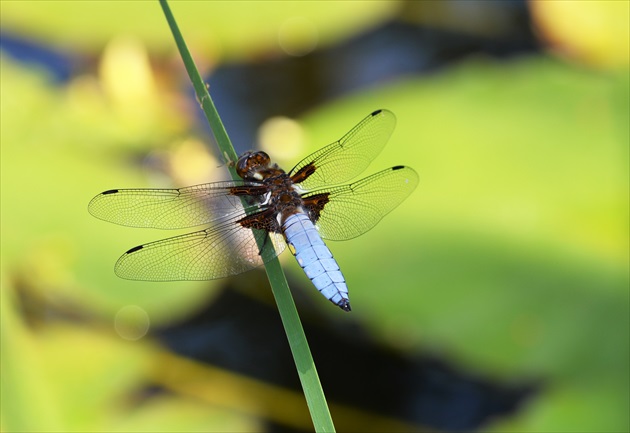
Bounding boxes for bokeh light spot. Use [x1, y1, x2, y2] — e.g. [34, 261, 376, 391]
[114, 305, 150, 341]
[278, 16, 319, 57]
[169, 138, 219, 185]
[258, 116, 305, 163]
[99, 36, 155, 105]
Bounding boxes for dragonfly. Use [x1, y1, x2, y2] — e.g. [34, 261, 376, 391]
[88, 109, 418, 312]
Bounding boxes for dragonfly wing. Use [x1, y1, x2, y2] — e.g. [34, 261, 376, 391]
[88, 181, 267, 229]
[302, 166, 419, 241]
[114, 217, 287, 281]
[289, 109, 397, 190]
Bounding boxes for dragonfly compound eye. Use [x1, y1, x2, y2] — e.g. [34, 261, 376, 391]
[236, 151, 271, 179]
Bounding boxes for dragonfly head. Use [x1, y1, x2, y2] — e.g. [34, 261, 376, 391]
[236, 151, 282, 181]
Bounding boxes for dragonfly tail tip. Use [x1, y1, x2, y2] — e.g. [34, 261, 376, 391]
[339, 300, 352, 312]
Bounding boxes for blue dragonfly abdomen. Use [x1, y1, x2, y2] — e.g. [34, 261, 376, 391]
[282, 212, 350, 311]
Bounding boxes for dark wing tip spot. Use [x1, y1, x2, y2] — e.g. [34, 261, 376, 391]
[340, 300, 352, 312]
[371, 109, 383, 116]
[102, 189, 119, 195]
[125, 245, 144, 254]
[392, 165, 405, 171]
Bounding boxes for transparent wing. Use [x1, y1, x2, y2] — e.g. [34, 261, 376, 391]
[304, 166, 419, 241]
[289, 109, 396, 190]
[114, 219, 287, 281]
[88, 181, 265, 229]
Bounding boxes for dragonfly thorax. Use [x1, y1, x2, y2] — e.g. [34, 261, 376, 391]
[262, 172, 305, 224]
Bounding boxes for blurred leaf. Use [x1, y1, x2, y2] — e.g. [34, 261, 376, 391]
[487, 381, 629, 432]
[0, 1, 400, 60]
[286, 56, 629, 431]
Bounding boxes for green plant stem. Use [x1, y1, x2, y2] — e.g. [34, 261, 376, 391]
[158, 1, 336, 431]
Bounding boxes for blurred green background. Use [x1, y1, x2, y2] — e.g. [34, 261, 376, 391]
[1, 1, 628, 432]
